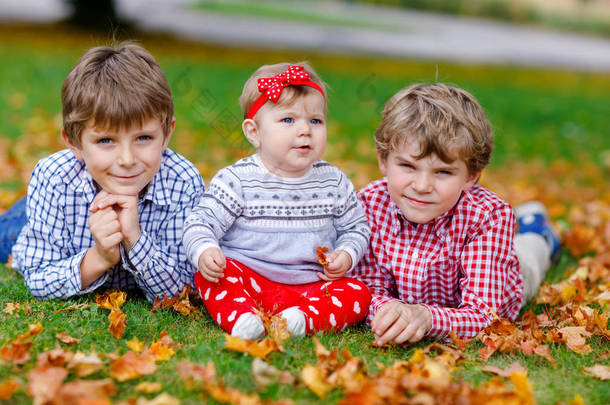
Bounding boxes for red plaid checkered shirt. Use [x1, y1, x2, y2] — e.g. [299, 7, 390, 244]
[354, 179, 523, 340]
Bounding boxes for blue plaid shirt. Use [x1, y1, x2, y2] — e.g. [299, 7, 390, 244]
[11, 148, 205, 302]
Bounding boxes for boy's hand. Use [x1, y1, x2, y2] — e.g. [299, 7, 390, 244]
[90, 191, 141, 251]
[318, 250, 352, 281]
[198, 247, 226, 283]
[88, 192, 122, 269]
[371, 301, 432, 346]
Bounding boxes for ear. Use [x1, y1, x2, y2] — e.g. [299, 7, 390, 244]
[162, 117, 176, 150]
[242, 119, 260, 149]
[62, 128, 83, 161]
[464, 171, 481, 190]
[376, 150, 388, 176]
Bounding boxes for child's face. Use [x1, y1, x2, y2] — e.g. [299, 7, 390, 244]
[63, 117, 173, 196]
[379, 139, 479, 224]
[243, 92, 326, 177]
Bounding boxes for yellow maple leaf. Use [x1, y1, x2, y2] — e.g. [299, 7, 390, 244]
[302, 364, 333, 398]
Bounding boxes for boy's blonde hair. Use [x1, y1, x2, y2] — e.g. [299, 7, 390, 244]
[375, 83, 493, 175]
[61, 43, 174, 146]
[239, 62, 327, 120]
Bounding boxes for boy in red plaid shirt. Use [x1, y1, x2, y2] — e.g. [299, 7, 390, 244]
[353, 83, 560, 344]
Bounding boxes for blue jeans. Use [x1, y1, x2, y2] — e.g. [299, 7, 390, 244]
[0, 196, 27, 263]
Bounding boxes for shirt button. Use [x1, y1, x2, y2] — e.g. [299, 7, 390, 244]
[412, 251, 418, 259]
[407, 295, 414, 303]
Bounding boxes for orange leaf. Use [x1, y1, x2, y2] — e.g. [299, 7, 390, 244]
[582, 364, 610, 380]
[135, 381, 163, 393]
[16, 322, 43, 343]
[126, 336, 144, 353]
[134, 392, 180, 405]
[302, 364, 333, 398]
[224, 334, 279, 359]
[176, 360, 217, 389]
[149, 341, 175, 362]
[109, 350, 157, 382]
[482, 362, 528, 378]
[36, 347, 74, 368]
[533, 344, 556, 364]
[0, 377, 20, 400]
[96, 290, 126, 310]
[25, 366, 68, 405]
[68, 351, 105, 377]
[56, 332, 80, 345]
[54, 378, 116, 405]
[316, 246, 329, 267]
[509, 372, 535, 405]
[54, 303, 90, 313]
[0, 341, 33, 364]
[108, 308, 126, 339]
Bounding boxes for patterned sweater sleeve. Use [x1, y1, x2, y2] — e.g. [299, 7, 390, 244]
[333, 172, 371, 270]
[182, 167, 244, 268]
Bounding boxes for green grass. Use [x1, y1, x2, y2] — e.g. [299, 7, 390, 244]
[1, 261, 608, 405]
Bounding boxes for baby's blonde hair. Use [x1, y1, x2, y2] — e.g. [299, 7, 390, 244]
[239, 62, 327, 120]
[375, 83, 493, 175]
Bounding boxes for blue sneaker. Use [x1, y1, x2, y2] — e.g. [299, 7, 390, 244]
[514, 201, 561, 264]
[0, 196, 27, 264]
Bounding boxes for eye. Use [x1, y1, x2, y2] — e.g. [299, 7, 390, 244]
[400, 163, 415, 170]
[437, 170, 452, 175]
[281, 117, 294, 124]
[137, 135, 153, 142]
[97, 138, 113, 145]
[310, 118, 323, 125]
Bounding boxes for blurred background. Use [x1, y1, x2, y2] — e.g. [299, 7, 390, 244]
[1, 0, 610, 219]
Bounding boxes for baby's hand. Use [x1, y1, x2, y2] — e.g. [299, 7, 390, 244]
[317, 250, 352, 281]
[198, 247, 226, 283]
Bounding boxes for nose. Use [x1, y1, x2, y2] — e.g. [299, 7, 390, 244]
[117, 144, 136, 166]
[411, 173, 432, 194]
[297, 120, 311, 136]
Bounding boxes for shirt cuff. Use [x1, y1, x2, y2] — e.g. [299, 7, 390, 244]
[367, 295, 400, 324]
[123, 231, 155, 278]
[422, 304, 452, 340]
[190, 242, 220, 269]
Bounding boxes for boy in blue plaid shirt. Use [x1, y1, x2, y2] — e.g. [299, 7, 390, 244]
[0, 43, 204, 302]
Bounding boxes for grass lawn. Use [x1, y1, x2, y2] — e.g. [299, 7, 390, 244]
[0, 24, 609, 404]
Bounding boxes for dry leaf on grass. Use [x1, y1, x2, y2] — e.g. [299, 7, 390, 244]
[108, 308, 127, 339]
[0, 323, 43, 364]
[177, 360, 217, 389]
[54, 379, 116, 405]
[0, 377, 20, 400]
[482, 362, 528, 378]
[96, 290, 127, 310]
[109, 350, 157, 382]
[582, 364, 610, 380]
[54, 303, 90, 313]
[251, 358, 294, 388]
[224, 334, 280, 359]
[135, 393, 180, 405]
[127, 336, 144, 353]
[135, 381, 163, 393]
[56, 332, 80, 345]
[26, 366, 68, 405]
[68, 351, 105, 377]
[36, 347, 74, 368]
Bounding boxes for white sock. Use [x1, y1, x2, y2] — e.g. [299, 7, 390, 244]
[231, 312, 265, 340]
[279, 306, 306, 337]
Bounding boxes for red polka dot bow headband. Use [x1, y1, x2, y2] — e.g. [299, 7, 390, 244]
[247, 65, 325, 119]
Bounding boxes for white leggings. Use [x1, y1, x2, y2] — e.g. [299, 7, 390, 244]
[515, 233, 551, 305]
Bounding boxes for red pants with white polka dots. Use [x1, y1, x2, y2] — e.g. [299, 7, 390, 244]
[194, 258, 371, 335]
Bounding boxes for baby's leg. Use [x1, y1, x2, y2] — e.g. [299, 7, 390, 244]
[194, 259, 264, 339]
[278, 278, 372, 334]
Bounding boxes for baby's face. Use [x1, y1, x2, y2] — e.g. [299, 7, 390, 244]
[66, 117, 172, 195]
[250, 92, 327, 178]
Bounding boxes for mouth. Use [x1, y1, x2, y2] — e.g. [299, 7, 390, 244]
[112, 173, 141, 182]
[404, 196, 433, 206]
[294, 145, 312, 153]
